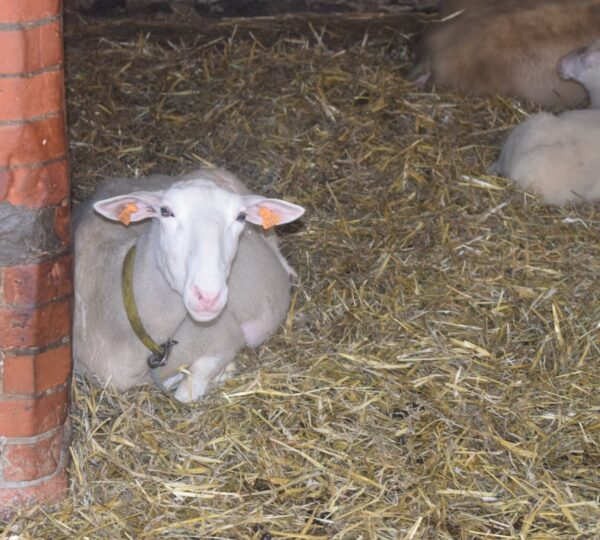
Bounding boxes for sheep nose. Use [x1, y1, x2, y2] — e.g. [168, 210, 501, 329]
[192, 285, 221, 310]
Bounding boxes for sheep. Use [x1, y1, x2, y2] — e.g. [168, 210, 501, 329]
[73, 168, 305, 402]
[490, 39, 600, 205]
[409, 0, 600, 108]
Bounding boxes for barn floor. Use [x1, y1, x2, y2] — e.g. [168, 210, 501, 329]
[6, 8, 600, 539]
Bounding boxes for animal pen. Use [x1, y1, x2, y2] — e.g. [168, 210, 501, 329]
[2, 1, 600, 538]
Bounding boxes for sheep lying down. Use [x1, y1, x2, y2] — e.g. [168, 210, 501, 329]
[73, 168, 305, 402]
[492, 39, 600, 205]
[491, 111, 600, 205]
[409, 0, 600, 109]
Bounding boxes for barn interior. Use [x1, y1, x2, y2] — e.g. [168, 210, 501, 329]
[6, 1, 599, 537]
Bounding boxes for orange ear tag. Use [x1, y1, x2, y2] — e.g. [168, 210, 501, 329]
[258, 207, 281, 229]
[118, 203, 139, 226]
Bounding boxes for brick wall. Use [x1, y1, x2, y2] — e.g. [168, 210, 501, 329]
[0, 0, 71, 516]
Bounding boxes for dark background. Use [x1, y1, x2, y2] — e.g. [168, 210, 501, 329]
[66, 0, 437, 17]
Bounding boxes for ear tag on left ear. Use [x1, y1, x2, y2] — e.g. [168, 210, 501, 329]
[258, 207, 281, 229]
[118, 203, 139, 226]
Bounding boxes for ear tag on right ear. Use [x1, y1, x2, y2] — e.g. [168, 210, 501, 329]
[258, 207, 281, 229]
[118, 203, 139, 226]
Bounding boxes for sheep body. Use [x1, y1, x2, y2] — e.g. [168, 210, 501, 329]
[73, 168, 304, 401]
[492, 40, 600, 205]
[492, 111, 600, 205]
[410, 0, 600, 108]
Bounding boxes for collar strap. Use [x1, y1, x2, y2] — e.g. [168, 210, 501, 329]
[122, 245, 177, 370]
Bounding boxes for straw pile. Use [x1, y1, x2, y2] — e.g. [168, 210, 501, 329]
[4, 9, 599, 539]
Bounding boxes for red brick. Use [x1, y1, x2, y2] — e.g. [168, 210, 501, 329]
[0, 468, 68, 519]
[0, 160, 69, 208]
[0, 69, 64, 122]
[0, 298, 71, 350]
[0, 21, 62, 75]
[0, 1, 62, 24]
[3, 428, 64, 482]
[3, 344, 72, 395]
[0, 115, 66, 167]
[0, 386, 68, 437]
[53, 200, 71, 247]
[3, 254, 72, 305]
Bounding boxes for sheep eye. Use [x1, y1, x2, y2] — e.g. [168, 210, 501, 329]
[160, 206, 174, 218]
[236, 212, 247, 223]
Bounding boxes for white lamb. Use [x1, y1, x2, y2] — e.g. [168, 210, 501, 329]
[491, 39, 600, 205]
[73, 168, 305, 402]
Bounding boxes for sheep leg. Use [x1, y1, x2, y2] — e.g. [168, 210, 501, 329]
[213, 360, 238, 383]
[173, 356, 233, 402]
[163, 370, 185, 390]
[407, 60, 432, 86]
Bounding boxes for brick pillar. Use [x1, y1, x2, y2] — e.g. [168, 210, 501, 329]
[0, 0, 71, 516]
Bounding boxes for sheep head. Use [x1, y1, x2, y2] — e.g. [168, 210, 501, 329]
[94, 178, 305, 322]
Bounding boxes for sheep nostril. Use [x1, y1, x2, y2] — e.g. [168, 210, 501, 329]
[192, 286, 220, 309]
[192, 285, 203, 301]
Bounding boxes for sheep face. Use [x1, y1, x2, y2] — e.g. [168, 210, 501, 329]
[558, 39, 600, 87]
[94, 178, 304, 322]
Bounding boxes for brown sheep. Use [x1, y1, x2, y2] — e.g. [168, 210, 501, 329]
[409, 0, 600, 108]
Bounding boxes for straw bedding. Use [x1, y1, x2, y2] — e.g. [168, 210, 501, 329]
[3, 8, 599, 539]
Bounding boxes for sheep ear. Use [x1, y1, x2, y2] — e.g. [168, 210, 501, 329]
[243, 196, 305, 229]
[93, 191, 164, 226]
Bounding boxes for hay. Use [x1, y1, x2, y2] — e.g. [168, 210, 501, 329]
[5, 8, 600, 539]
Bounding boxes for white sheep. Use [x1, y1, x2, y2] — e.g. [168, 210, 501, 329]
[73, 168, 305, 402]
[491, 39, 600, 205]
